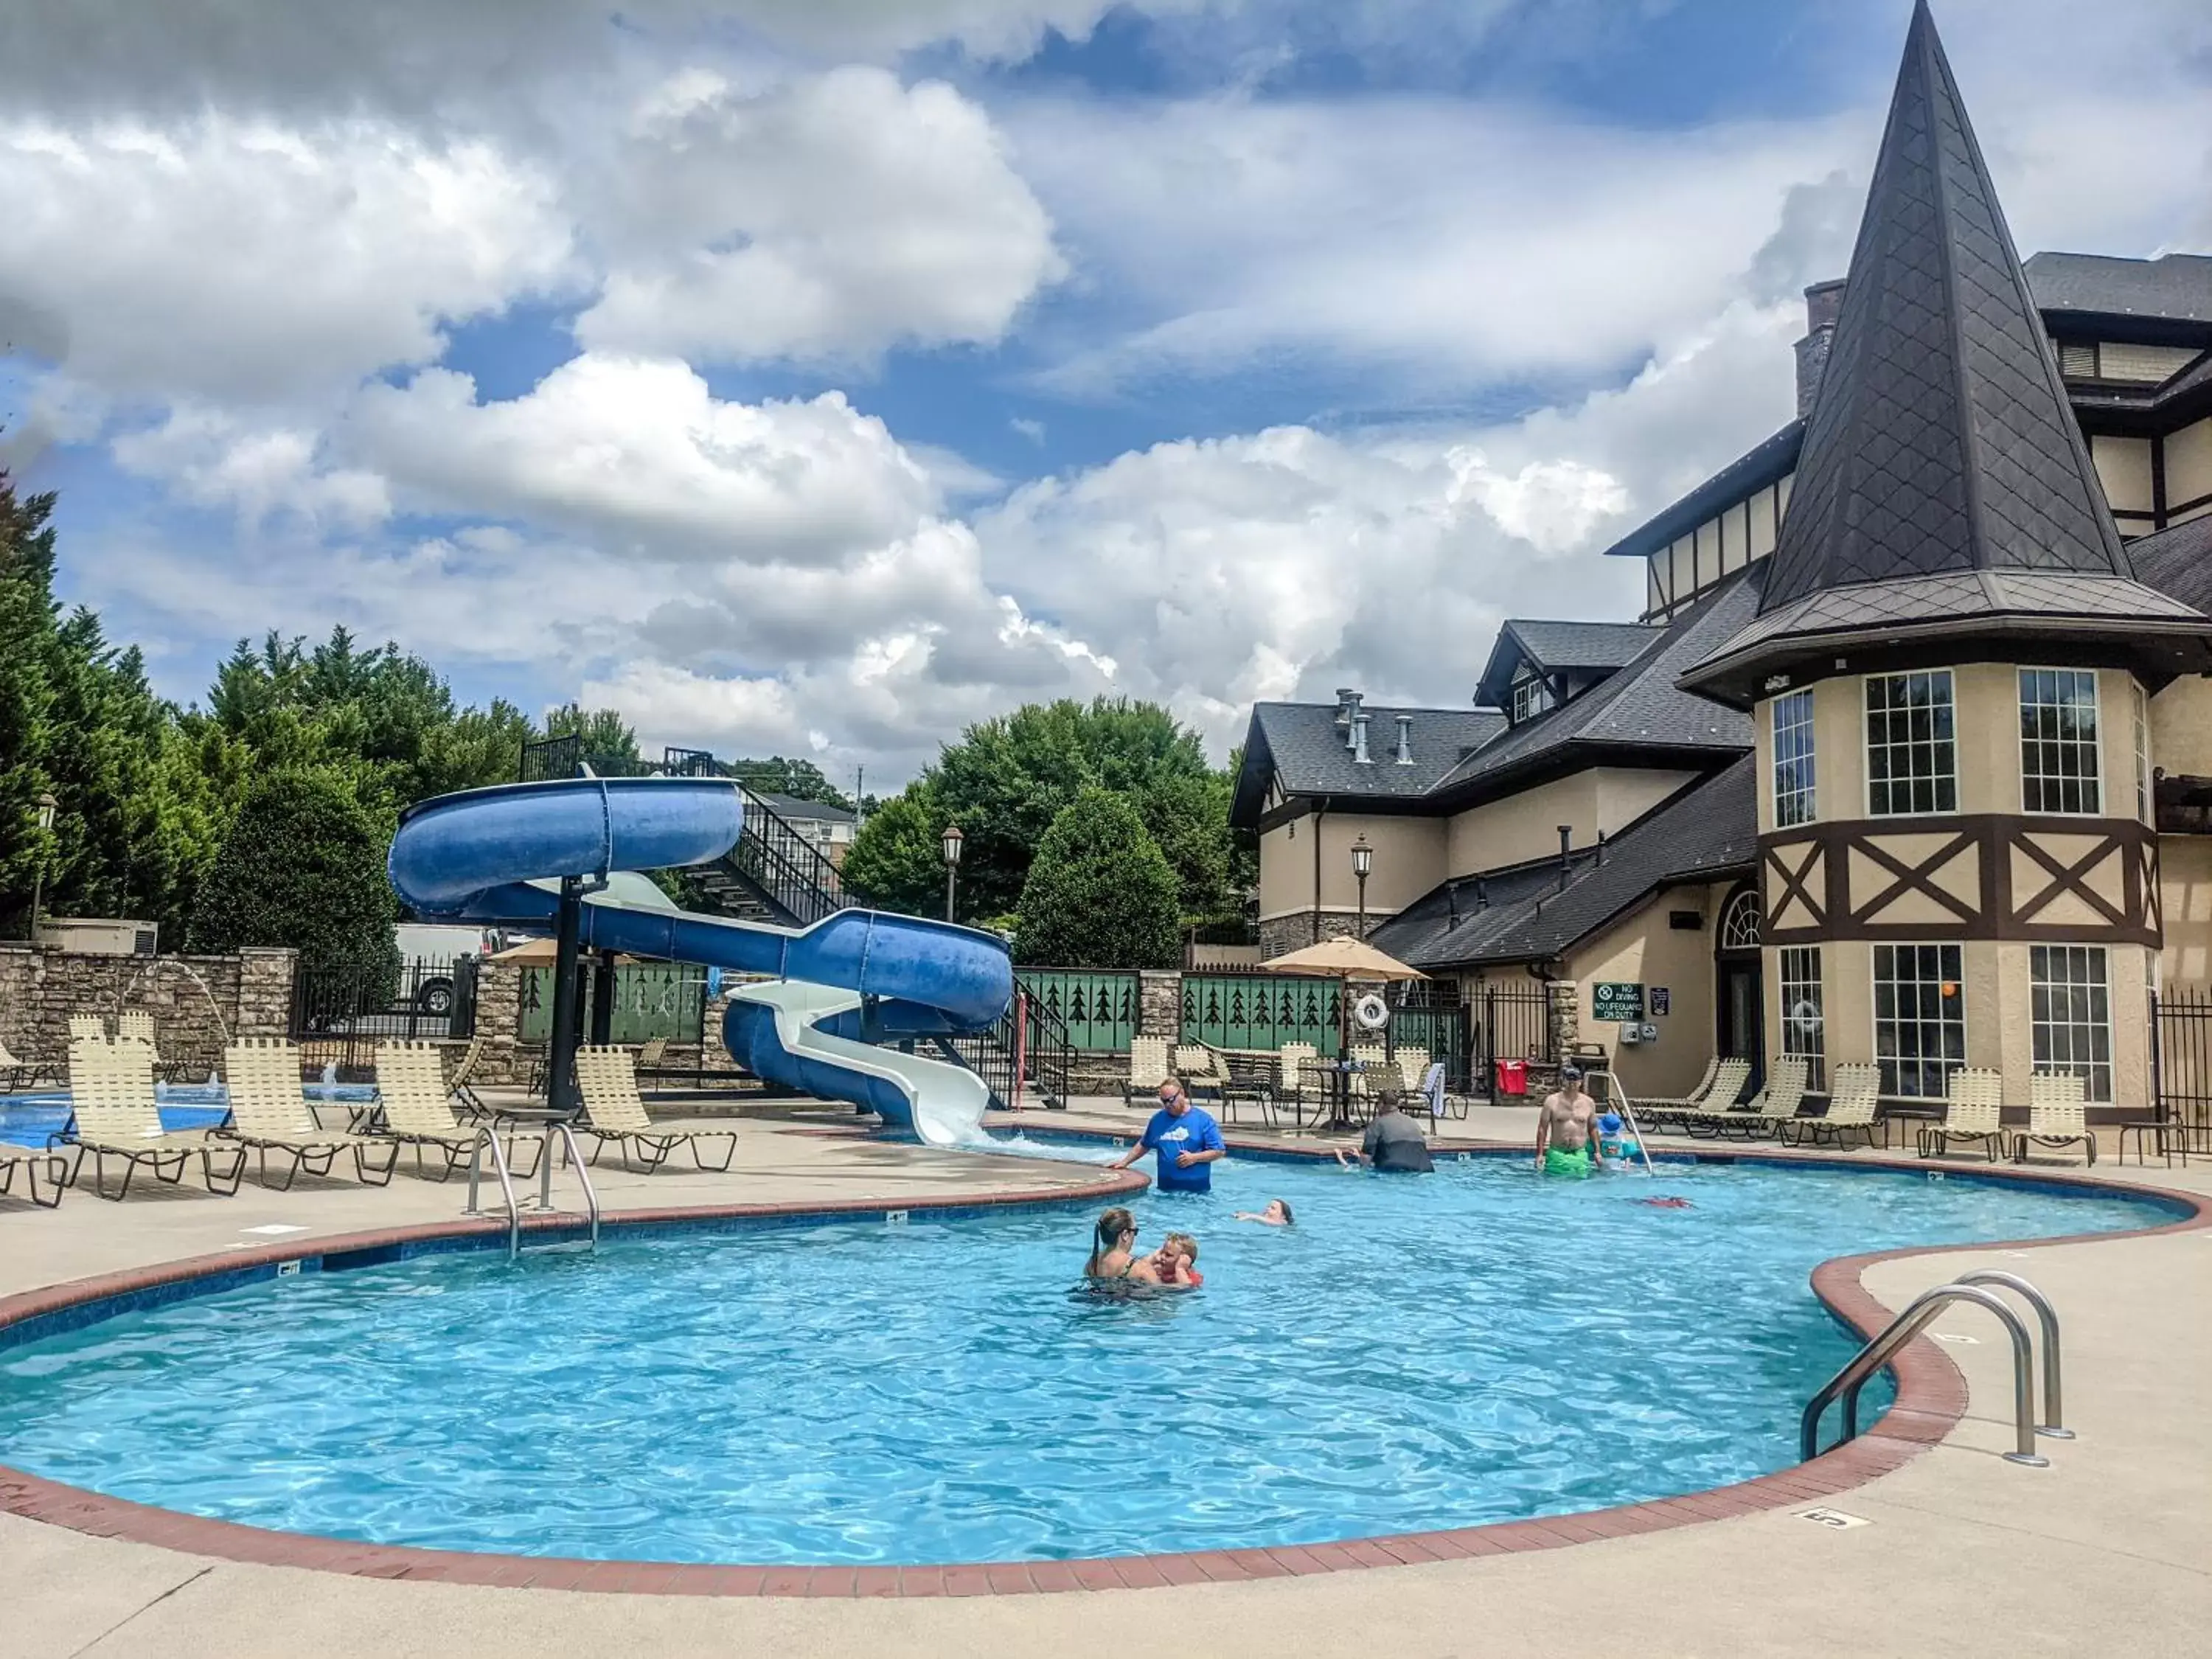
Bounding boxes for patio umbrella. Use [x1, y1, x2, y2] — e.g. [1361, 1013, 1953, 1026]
[1256, 936, 1425, 982]
[490, 937, 644, 965]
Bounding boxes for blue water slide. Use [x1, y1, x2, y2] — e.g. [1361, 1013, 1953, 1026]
[386, 777, 1012, 1142]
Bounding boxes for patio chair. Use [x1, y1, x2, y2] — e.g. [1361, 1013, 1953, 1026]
[1217, 1051, 1277, 1126]
[1638, 1057, 1719, 1131]
[0, 1034, 63, 1092]
[634, 1035, 669, 1075]
[1784, 1062, 1881, 1150]
[2017, 1072, 2096, 1166]
[115, 1010, 156, 1046]
[0, 1137, 74, 1207]
[1121, 1036, 1172, 1104]
[218, 1037, 400, 1190]
[1725, 1057, 1810, 1140]
[445, 1037, 490, 1119]
[1274, 1042, 1318, 1111]
[1174, 1043, 1228, 1102]
[572, 1045, 739, 1172]
[373, 1040, 544, 1182]
[69, 1014, 108, 1043]
[1916, 1068, 2008, 1161]
[1648, 1058, 1751, 1134]
[66, 1037, 243, 1200]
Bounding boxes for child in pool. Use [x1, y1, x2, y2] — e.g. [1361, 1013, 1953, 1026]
[1596, 1110, 1641, 1162]
[1152, 1231, 1204, 1287]
[1234, 1198, 1295, 1226]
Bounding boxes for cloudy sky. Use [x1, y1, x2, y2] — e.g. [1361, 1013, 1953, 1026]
[3, 0, 2208, 789]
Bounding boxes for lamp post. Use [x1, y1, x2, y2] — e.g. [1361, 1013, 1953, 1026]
[942, 823, 964, 923]
[28, 791, 57, 943]
[1351, 833, 1373, 940]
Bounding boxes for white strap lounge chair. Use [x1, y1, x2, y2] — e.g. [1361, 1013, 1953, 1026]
[374, 1041, 544, 1181]
[1785, 1062, 1881, 1150]
[573, 1045, 738, 1173]
[219, 1038, 400, 1189]
[1121, 1036, 1172, 1104]
[1653, 1058, 1753, 1134]
[66, 1037, 243, 1200]
[1917, 1068, 2007, 1161]
[2017, 1071, 2095, 1166]
[1728, 1057, 1811, 1140]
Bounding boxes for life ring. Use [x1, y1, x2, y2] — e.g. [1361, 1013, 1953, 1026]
[1787, 998, 1822, 1036]
[1352, 992, 1391, 1031]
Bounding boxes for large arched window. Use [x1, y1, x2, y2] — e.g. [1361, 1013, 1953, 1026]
[1719, 887, 1763, 952]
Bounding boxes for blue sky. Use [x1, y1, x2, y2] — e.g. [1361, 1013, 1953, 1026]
[2, 0, 2208, 785]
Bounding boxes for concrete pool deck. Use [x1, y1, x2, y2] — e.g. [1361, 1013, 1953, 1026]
[4, 1098, 2209, 1656]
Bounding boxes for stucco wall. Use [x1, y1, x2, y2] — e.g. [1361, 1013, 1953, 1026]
[2151, 675, 2212, 780]
[2167, 416, 2212, 512]
[2090, 433, 2155, 516]
[2160, 835, 2212, 987]
[1257, 811, 1444, 924]
[1445, 768, 1694, 879]
[1561, 881, 1728, 1102]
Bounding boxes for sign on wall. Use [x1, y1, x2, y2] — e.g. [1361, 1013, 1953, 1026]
[1593, 981, 1644, 1023]
[1650, 987, 1670, 1017]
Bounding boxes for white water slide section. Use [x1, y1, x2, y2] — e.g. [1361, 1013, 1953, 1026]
[728, 980, 991, 1149]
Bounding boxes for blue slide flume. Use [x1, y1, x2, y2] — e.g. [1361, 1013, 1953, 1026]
[386, 776, 1015, 1144]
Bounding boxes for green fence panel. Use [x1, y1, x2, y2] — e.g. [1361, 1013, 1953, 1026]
[520, 964, 706, 1044]
[1017, 970, 1139, 1052]
[1180, 973, 1340, 1055]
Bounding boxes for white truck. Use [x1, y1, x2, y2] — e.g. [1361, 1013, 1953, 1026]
[393, 923, 501, 1017]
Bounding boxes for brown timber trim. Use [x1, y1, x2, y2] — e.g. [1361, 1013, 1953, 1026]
[1760, 815, 2159, 946]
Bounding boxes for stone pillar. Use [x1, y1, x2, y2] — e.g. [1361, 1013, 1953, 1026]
[1138, 970, 1183, 1040]
[0, 945, 32, 1057]
[473, 959, 526, 1085]
[1548, 980, 1580, 1058]
[232, 948, 296, 1040]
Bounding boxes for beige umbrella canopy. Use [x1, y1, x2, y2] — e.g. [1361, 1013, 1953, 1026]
[490, 937, 644, 965]
[1256, 936, 1425, 981]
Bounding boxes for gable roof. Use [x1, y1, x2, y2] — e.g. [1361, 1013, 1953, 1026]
[1368, 757, 1758, 970]
[1597, 421, 1806, 565]
[1432, 573, 1758, 806]
[1230, 701, 1506, 826]
[2023, 252, 2212, 329]
[2126, 514, 2212, 615]
[756, 792, 855, 824]
[1473, 619, 1663, 709]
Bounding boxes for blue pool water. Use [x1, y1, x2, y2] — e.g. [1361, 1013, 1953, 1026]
[0, 1157, 2166, 1565]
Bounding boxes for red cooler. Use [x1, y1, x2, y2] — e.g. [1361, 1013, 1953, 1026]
[1495, 1057, 1528, 1096]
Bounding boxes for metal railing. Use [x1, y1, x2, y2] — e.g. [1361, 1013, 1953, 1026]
[1802, 1276, 2066, 1467]
[465, 1123, 601, 1262]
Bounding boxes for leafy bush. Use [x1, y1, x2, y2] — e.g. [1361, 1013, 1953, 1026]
[1015, 788, 1181, 968]
[187, 767, 401, 994]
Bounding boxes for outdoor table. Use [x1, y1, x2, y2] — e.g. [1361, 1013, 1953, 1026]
[1298, 1057, 1380, 1133]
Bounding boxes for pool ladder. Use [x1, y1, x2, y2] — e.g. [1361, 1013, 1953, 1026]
[1803, 1272, 2068, 1467]
[464, 1124, 602, 1262]
[1577, 1067, 1658, 1176]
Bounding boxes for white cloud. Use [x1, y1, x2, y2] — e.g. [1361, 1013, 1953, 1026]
[344, 354, 938, 563]
[577, 68, 1065, 365]
[111, 406, 390, 529]
[0, 114, 572, 403]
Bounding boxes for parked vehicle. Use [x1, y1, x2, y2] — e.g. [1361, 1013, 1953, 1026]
[394, 923, 499, 1016]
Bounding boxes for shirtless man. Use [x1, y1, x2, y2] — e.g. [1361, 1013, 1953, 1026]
[1534, 1065, 1606, 1178]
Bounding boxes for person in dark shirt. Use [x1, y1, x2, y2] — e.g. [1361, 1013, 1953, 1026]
[1335, 1098, 1435, 1174]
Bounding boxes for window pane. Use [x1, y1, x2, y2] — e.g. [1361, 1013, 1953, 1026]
[1874, 942, 1966, 1098]
[2019, 668, 2101, 815]
[1773, 690, 1817, 827]
[1780, 945, 1824, 1091]
[1866, 671, 1958, 818]
[2029, 945, 2111, 1101]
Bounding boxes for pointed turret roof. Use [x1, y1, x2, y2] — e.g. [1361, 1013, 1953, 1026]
[1681, 1, 2212, 706]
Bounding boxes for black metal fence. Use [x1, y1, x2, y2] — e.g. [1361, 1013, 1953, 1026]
[1475, 984, 1558, 1099]
[2151, 988, 2212, 1138]
[290, 959, 480, 1080]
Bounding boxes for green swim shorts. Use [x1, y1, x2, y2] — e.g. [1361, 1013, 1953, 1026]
[1543, 1145, 1593, 1178]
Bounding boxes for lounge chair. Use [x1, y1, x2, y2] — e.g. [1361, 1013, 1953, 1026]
[0, 1136, 73, 1207]
[1725, 1057, 1810, 1140]
[1274, 1041, 1318, 1110]
[1648, 1058, 1752, 1134]
[373, 1040, 543, 1181]
[572, 1045, 738, 1172]
[1121, 1036, 1172, 1104]
[2017, 1071, 2096, 1166]
[1784, 1062, 1881, 1150]
[1174, 1043, 1228, 1102]
[0, 1035, 61, 1092]
[115, 1010, 156, 1046]
[218, 1037, 400, 1189]
[69, 1014, 108, 1043]
[445, 1036, 490, 1119]
[65, 1037, 243, 1200]
[1917, 1068, 2007, 1161]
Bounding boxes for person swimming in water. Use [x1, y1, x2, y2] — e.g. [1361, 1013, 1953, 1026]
[1084, 1207, 1161, 1284]
[1234, 1198, 1295, 1226]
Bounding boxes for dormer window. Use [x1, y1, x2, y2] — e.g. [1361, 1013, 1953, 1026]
[1511, 667, 1554, 724]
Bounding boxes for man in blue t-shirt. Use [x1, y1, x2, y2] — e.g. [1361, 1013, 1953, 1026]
[1110, 1077, 1226, 1193]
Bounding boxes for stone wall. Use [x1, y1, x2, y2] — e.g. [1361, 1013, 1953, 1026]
[0, 943, 295, 1075]
[1257, 911, 1370, 960]
[1138, 970, 1182, 1039]
[462, 963, 746, 1091]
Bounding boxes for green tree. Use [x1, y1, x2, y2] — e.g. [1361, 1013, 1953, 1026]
[540, 702, 639, 763]
[1015, 788, 1181, 967]
[838, 787, 948, 916]
[186, 767, 401, 990]
[728, 755, 855, 810]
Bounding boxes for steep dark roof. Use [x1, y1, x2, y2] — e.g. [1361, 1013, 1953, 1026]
[1597, 421, 1804, 563]
[1472, 618, 1664, 709]
[2127, 514, 2212, 615]
[1681, 2, 2212, 706]
[757, 792, 855, 824]
[1434, 573, 1758, 805]
[1368, 757, 1758, 970]
[1761, 1, 2127, 610]
[2024, 252, 2212, 327]
[1230, 702, 1506, 825]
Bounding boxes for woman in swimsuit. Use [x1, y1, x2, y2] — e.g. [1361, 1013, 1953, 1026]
[1085, 1207, 1161, 1284]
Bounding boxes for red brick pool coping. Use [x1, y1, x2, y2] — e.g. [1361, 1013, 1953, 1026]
[0, 1142, 2203, 1597]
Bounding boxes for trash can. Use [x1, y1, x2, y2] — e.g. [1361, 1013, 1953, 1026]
[1495, 1057, 1528, 1096]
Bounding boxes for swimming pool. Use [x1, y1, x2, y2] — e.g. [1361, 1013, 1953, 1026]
[0, 1156, 2168, 1566]
[0, 1083, 376, 1147]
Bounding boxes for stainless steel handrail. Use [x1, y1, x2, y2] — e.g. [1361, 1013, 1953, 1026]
[1582, 1066, 1658, 1175]
[463, 1126, 523, 1262]
[548, 1122, 601, 1251]
[1949, 1270, 2070, 1439]
[1802, 1283, 2048, 1467]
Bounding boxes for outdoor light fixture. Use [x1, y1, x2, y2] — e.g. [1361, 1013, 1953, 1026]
[942, 823, 964, 922]
[1351, 833, 1372, 939]
[29, 791, 58, 942]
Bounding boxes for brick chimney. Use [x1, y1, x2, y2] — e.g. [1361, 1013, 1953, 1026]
[1795, 279, 1846, 418]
